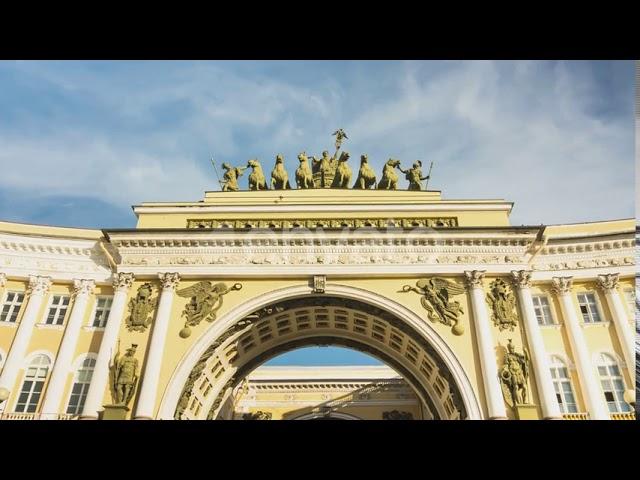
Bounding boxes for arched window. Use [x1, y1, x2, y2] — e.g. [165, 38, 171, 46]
[596, 353, 631, 413]
[15, 355, 51, 413]
[66, 357, 96, 415]
[549, 356, 578, 413]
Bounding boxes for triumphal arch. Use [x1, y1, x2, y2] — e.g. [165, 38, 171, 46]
[0, 135, 636, 420]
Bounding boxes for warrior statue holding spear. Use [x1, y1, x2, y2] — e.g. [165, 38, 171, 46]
[212, 158, 247, 192]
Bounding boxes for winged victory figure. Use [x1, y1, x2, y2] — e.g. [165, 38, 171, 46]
[176, 281, 242, 338]
[402, 278, 466, 335]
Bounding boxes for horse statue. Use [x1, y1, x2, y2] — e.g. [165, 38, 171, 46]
[377, 159, 402, 190]
[331, 152, 352, 189]
[247, 159, 268, 191]
[352, 154, 376, 189]
[295, 152, 315, 189]
[270, 154, 291, 190]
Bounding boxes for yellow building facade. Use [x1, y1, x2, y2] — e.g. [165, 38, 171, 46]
[0, 188, 636, 420]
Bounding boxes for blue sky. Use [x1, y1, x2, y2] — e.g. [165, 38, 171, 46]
[0, 60, 635, 366]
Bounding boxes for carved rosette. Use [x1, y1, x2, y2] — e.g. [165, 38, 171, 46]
[551, 277, 573, 296]
[596, 273, 619, 292]
[159, 272, 181, 290]
[0, 272, 6, 288]
[73, 279, 96, 297]
[510, 270, 532, 289]
[464, 270, 485, 289]
[112, 272, 135, 292]
[27, 275, 52, 296]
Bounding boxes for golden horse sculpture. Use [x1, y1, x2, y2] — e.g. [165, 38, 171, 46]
[247, 159, 268, 191]
[295, 152, 315, 189]
[271, 154, 291, 190]
[353, 154, 376, 189]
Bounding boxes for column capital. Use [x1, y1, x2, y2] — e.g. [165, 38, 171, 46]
[464, 270, 485, 289]
[112, 272, 135, 292]
[596, 273, 619, 292]
[159, 272, 180, 291]
[27, 275, 52, 296]
[551, 277, 573, 296]
[0, 272, 6, 288]
[511, 270, 532, 289]
[73, 279, 96, 297]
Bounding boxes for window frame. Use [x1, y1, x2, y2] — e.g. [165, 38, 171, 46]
[14, 354, 52, 413]
[532, 294, 555, 326]
[0, 290, 26, 323]
[576, 291, 603, 324]
[90, 295, 113, 328]
[595, 352, 632, 414]
[548, 355, 578, 414]
[65, 356, 97, 415]
[44, 294, 71, 326]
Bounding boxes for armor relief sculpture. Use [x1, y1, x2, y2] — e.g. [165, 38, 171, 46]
[486, 278, 519, 332]
[126, 283, 157, 332]
[176, 281, 243, 338]
[402, 277, 466, 335]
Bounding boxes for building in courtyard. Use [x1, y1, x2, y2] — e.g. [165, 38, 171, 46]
[0, 150, 636, 420]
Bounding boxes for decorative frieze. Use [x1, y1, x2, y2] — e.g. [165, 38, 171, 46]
[186, 217, 459, 230]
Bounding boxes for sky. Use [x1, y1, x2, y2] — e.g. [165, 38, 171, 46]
[0, 60, 635, 366]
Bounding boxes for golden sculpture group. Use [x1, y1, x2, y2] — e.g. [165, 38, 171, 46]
[216, 130, 432, 191]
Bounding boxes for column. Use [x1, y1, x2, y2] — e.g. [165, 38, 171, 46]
[552, 277, 609, 420]
[80, 273, 134, 419]
[597, 274, 635, 377]
[464, 271, 507, 419]
[0, 276, 52, 401]
[511, 271, 562, 419]
[41, 279, 95, 417]
[135, 272, 180, 420]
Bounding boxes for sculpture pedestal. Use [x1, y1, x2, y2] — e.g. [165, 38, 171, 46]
[100, 404, 130, 420]
[514, 404, 538, 420]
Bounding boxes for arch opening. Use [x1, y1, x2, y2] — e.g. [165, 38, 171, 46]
[166, 291, 480, 420]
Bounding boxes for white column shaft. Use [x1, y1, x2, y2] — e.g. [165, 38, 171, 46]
[516, 288, 562, 419]
[80, 288, 129, 418]
[41, 284, 93, 416]
[0, 286, 48, 395]
[135, 286, 176, 419]
[468, 286, 507, 419]
[603, 290, 635, 377]
[557, 293, 609, 420]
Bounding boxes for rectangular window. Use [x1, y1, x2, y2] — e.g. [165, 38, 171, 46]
[92, 296, 113, 328]
[532, 295, 554, 325]
[576, 293, 602, 323]
[0, 291, 25, 323]
[45, 295, 70, 325]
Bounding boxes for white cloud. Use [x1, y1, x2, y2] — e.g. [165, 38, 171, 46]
[0, 60, 634, 226]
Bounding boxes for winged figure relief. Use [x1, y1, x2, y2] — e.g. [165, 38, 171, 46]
[402, 278, 466, 335]
[176, 281, 242, 338]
